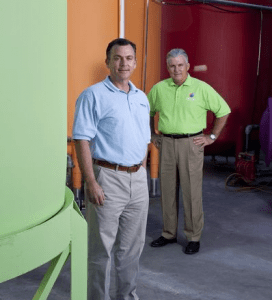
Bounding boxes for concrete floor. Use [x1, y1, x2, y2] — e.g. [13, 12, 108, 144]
[1, 156, 272, 300]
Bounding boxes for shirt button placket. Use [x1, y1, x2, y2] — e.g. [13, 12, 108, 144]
[127, 94, 132, 111]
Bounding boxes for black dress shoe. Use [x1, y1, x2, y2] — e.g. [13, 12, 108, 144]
[185, 241, 200, 254]
[151, 236, 177, 247]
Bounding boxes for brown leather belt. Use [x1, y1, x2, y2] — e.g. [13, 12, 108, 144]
[162, 131, 202, 139]
[93, 159, 142, 173]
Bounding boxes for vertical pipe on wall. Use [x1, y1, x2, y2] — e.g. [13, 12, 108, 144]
[142, 0, 150, 93]
[120, 0, 125, 38]
[257, 10, 263, 76]
[143, 0, 160, 197]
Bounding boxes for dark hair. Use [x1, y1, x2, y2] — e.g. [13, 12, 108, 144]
[106, 38, 136, 61]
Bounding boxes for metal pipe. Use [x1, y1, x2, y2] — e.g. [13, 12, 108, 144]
[142, 0, 150, 92]
[257, 10, 263, 76]
[245, 124, 260, 152]
[120, 0, 125, 38]
[150, 178, 160, 197]
[189, 0, 272, 11]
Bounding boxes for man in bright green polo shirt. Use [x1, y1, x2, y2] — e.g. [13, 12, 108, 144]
[148, 48, 230, 254]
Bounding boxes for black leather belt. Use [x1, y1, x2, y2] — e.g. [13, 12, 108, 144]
[162, 131, 202, 139]
[93, 159, 142, 173]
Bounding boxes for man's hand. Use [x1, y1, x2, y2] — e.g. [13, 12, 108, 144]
[74, 140, 105, 206]
[193, 114, 229, 149]
[193, 135, 215, 149]
[151, 134, 161, 149]
[85, 179, 105, 206]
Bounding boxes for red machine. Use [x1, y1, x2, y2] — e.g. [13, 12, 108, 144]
[236, 152, 256, 182]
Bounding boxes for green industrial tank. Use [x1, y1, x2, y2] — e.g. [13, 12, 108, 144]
[0, 2, 87, 298]
[0, 0, 66, 237]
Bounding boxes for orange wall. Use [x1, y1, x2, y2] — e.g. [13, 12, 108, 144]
[67, 0, 119, 137]
[144, 0, 162, 94]
[125, 0, 146, 89]
[67, 0, 162, 137]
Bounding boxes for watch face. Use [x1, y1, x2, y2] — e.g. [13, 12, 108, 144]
[210, 134, 216, 140]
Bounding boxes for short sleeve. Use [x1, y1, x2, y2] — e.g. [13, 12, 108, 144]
[147, 87, 157, 117]
[72, 90, 99, 140]
[203, 84, 231, 118]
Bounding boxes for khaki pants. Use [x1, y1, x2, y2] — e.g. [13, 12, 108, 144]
[86, 165, 149, 300]
[160, 134, 204, 242]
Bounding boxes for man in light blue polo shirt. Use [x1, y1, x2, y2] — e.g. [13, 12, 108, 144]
[73, 38, 150, 300]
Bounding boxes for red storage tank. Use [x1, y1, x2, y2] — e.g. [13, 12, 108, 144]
[160, 0, 272, 156]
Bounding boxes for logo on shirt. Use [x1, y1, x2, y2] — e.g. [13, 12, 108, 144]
[187, 92, 195, 101]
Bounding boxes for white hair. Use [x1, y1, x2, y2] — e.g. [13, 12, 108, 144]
[167, 48, 189, 64]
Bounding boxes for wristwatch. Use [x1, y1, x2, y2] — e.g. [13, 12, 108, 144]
[209, 134, 216, 140]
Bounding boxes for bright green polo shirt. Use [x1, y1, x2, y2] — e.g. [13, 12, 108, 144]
[147, 74, 231, 134]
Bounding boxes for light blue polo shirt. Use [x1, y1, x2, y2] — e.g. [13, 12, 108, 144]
[73, 76, 151, 166]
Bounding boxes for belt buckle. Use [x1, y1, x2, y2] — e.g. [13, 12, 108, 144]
[127, 167, 133, 173]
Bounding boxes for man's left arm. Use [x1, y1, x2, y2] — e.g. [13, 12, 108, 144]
[193, 114, 230, 149]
